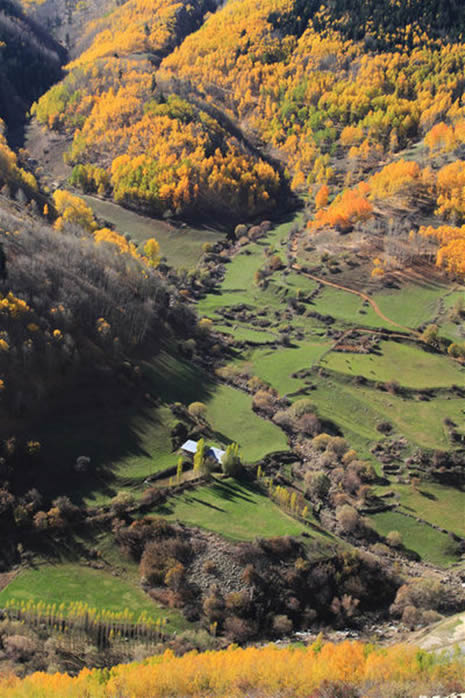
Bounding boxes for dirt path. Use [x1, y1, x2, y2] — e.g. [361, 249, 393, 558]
[291, 263, 420, 337]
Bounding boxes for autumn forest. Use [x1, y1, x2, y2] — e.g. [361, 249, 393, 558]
[0, 0, 464, 694]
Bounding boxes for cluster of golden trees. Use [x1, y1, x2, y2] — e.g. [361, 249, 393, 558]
[31, 1, 282, 219]
[31, 0, 465, 223]
[311, 156, 465, 276]
[160, 0, 465, 189]
[0, 640, 462, 696]
[0, 119, 37, 194]
[52, 189, 160, 264]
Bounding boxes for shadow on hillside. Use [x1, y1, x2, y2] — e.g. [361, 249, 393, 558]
[23, 348, 216, 505]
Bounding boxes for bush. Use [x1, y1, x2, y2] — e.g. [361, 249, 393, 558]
[327, 436, 349, 457]
[252, 389, 276, 415]
[140, 537, 191, 586]
[312, 433, 332, 451]
[390, 578, 443, 618]
[296, 413, 321, 436]
[272, 614, 293, 636]
[110, 492, 135, 515]
[305, 470, 331, 499]
[202, 560, 217, 575]
[188, 401, 207, 421]
[225, 591, 250, 616]
[336, 505, 360, 533]
[386, 530, 403, 548]
[224, 616, 257, 643]
[3, 635, 37, 661]
[401, 605, 420, 629]
[289, 398, 316, 419]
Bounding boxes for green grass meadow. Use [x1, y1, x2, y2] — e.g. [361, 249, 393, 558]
[156, 476, 327, 541]
[370, 510, 461, 567]
[321, 341, 465, 389]
[84, 196, 222, 267]
[0, 565, 190, 630]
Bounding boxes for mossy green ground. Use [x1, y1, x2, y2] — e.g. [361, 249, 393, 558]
[197, 215, 304, 319]
[387, 483, 465, 537]
[240, 341, 332, 395]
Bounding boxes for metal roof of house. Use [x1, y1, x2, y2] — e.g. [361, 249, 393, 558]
[181, 439, 198, 453]
[180, 440, 226, 463]
[209, 446, 226, 462]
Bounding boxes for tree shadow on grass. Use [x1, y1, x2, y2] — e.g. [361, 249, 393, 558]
[209, 478, 256, 504]
[186, 496, 225, 512]
[419, 489, 437, 500]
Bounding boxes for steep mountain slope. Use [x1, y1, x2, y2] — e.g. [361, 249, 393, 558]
[159, 0, 465, 189]
[30, 0, 289, 221]
[0, 0, 463, 679]
[0, 0, 65, 130]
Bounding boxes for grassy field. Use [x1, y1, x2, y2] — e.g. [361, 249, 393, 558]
[156, 476, 327, 541]
[205, 384, 288, 462]
[0, 564, 190, 630]
[363, 282, 451, 330]
[241, 341, 332, 396]
[197, 215, 303, 319]
[31, 393, 181, 505]
[321, 341, 465, 389]
[310, 286, 367, 325]
[30, 347, 289, 504]
[391, 483, 465, 537]
[84, 196, 222, 267]
[214, 323, 276, 344]
[370, 511, 460, 567]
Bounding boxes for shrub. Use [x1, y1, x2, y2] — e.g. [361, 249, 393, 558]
[110, 492, 135, 515]
[336, 505, 360, 533]
[3, 635, 37, 661]
[202, 560, 217, 575]
[140, 537, 190, 586]
[202, 590, 225, 623]
[252, 389, 276, 415]
[401, 605, 420, 629]
[247, 376, 266, 392]
[327, 437, 349, 457]
[390, 578, 443, 618]
[225, 591, 250, 616]
[305, 471, 331, 499]
[224, 616, 257, 643]
[188, 401, 207, 421]
[272, 614, 293, 636]
[289, 398, 316, 419]
[386, 530, 403, 548]
[296, 413, 322, 436]
[312, 433, 332, 451]
[385, 380, 401, 395]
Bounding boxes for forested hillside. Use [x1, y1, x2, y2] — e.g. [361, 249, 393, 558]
[0, 0, 464, 687]
[30, 0, 288, 220]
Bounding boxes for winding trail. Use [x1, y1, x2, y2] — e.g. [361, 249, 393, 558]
[291, 263, 420, 337]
